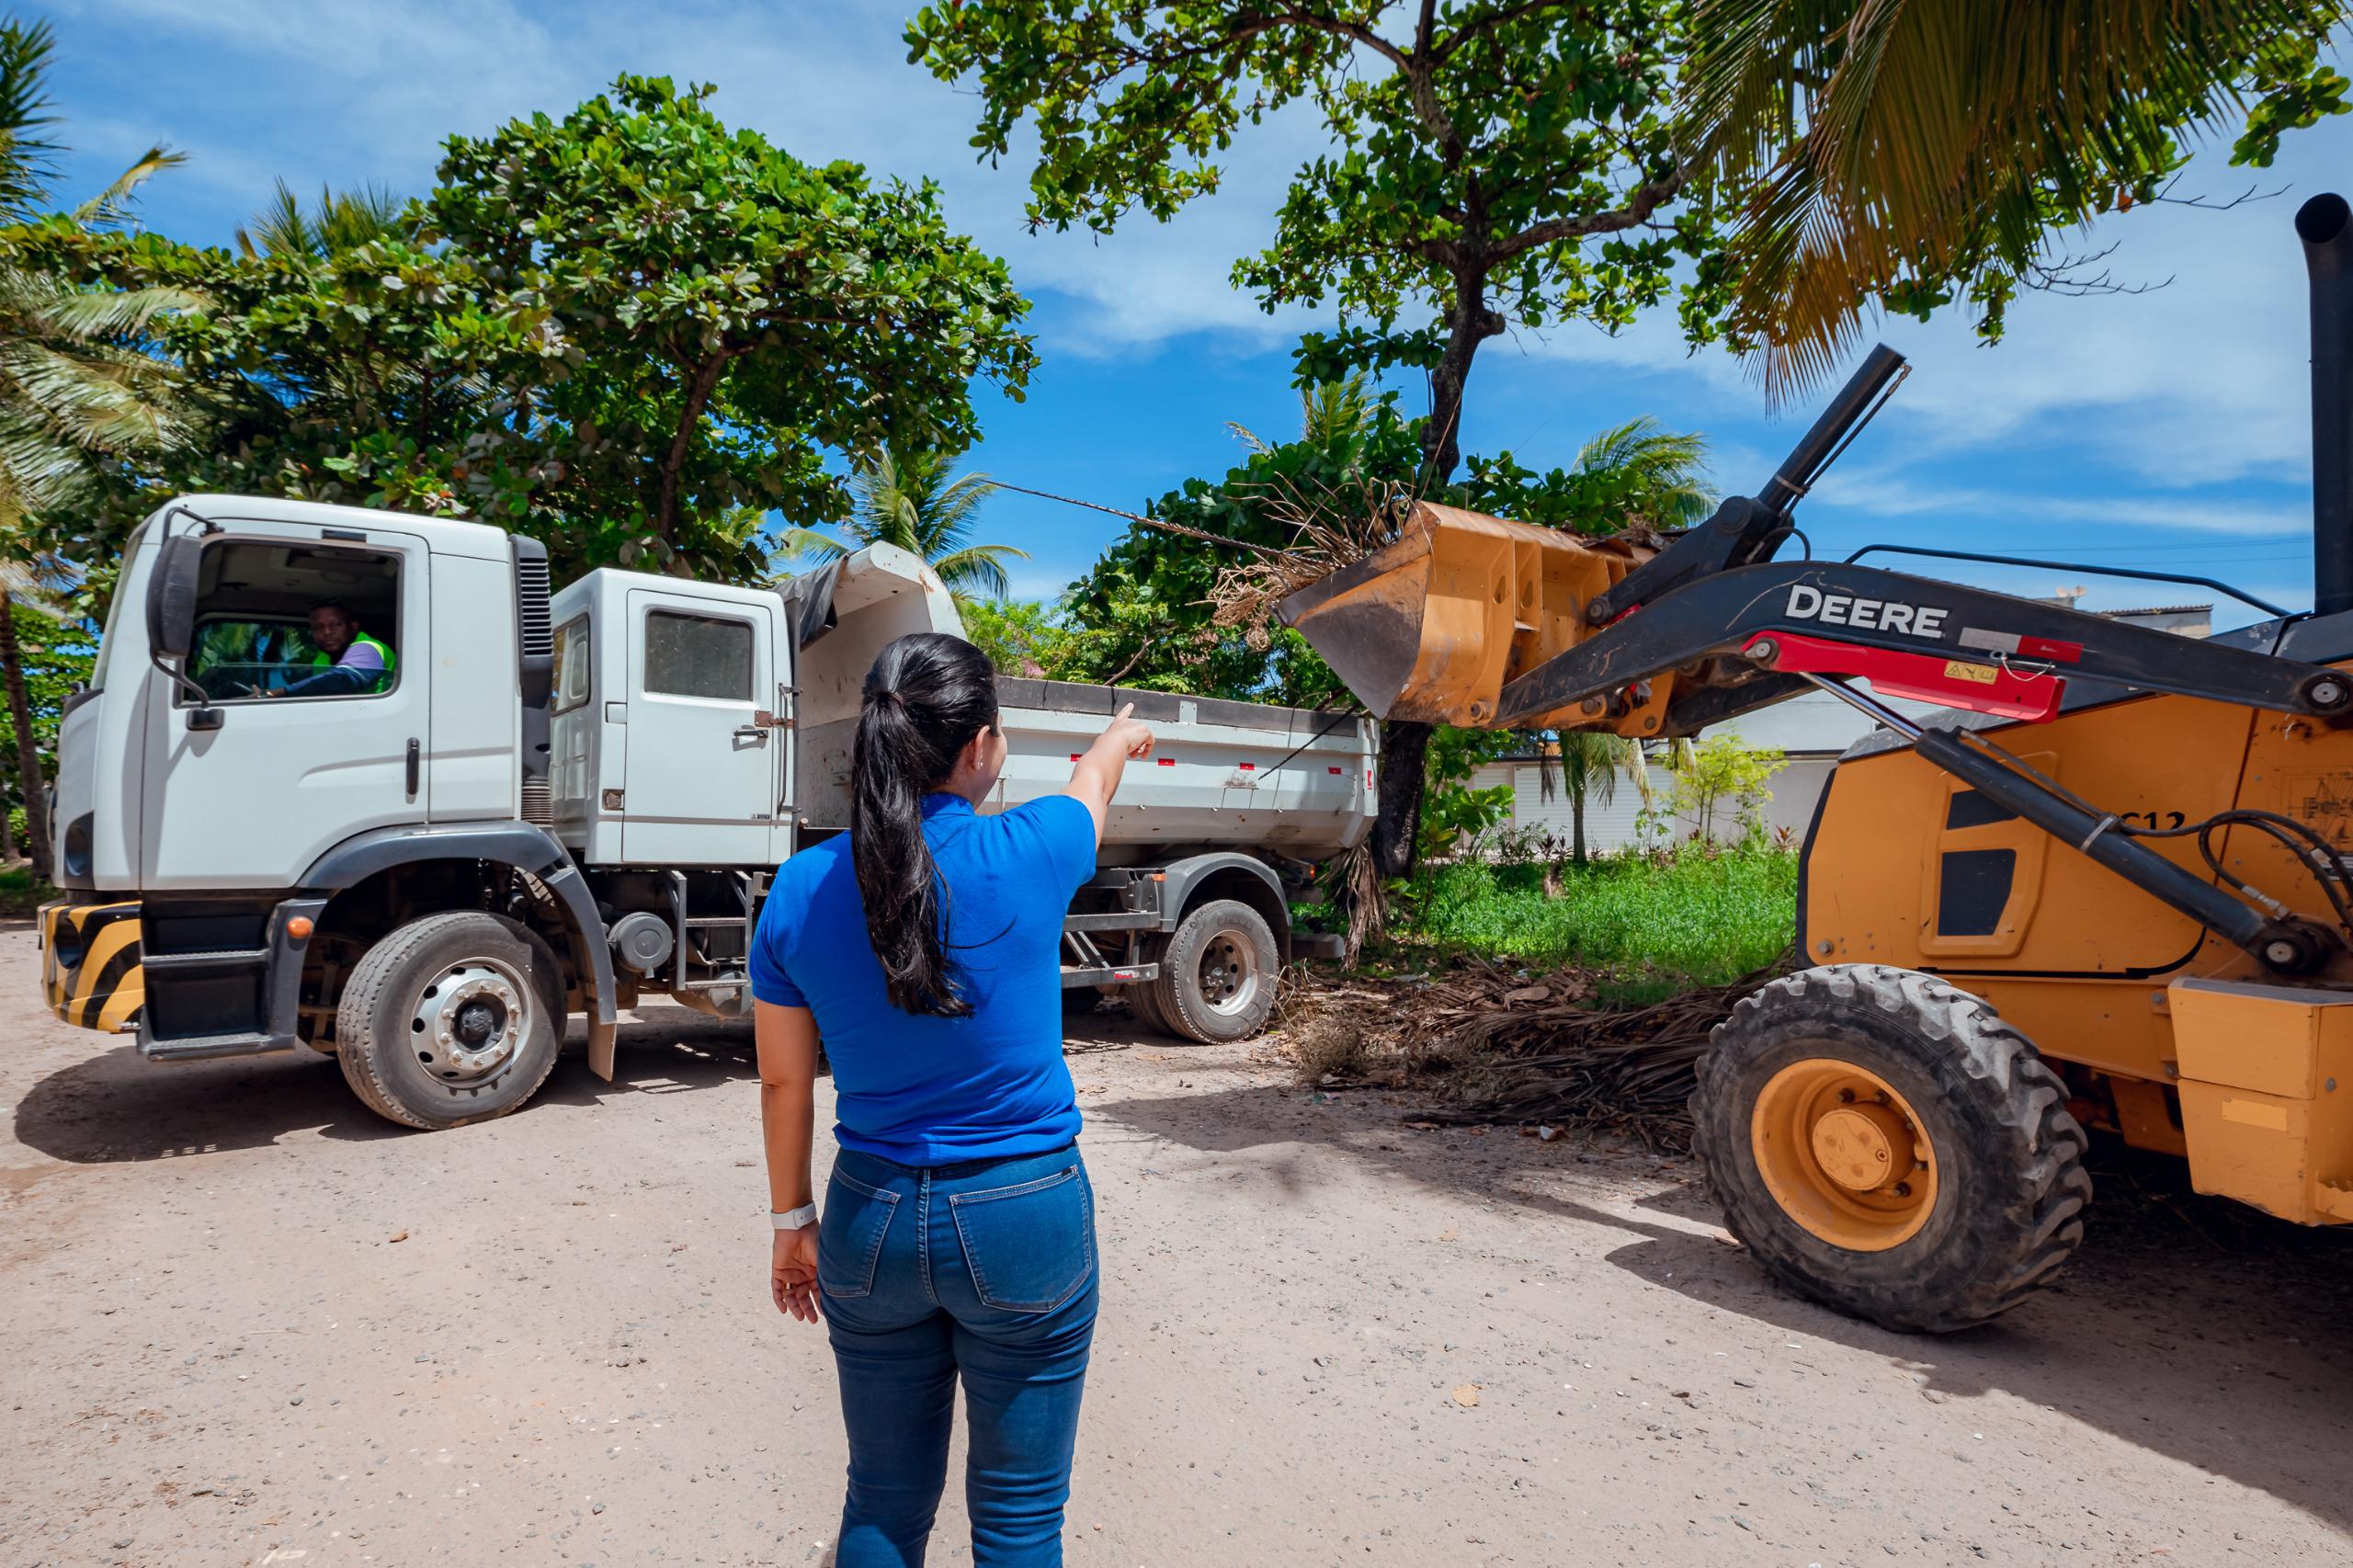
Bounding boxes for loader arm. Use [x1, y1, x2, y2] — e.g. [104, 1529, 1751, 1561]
[1276, 341, 2353, 980]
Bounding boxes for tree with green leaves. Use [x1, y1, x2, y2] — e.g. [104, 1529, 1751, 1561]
[0, 15, 197, 877]
[781, 444, 1026, 602]
[422, 76, 1037, 579]
[913, 1, 1711, 874]
[22, 74, 1039, 590]
[1685, 0, 2352, 394]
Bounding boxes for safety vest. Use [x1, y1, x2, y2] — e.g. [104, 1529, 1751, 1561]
[311, 630, 396, 694]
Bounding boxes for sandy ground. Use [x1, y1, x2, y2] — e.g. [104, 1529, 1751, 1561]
[4, 922, 2353, 1568]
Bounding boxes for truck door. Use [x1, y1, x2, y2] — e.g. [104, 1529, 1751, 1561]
[142, 526, 431, 891]
[621, 589, 785, 866]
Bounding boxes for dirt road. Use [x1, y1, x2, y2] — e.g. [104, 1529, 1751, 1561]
[4, 923, 2351, 1567]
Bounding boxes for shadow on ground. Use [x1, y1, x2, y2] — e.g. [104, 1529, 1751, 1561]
[1096, 1077, 2353, 1540]
[10, 1006, 765, 1164]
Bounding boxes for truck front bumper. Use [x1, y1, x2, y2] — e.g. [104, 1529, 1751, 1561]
[38, 897, 145, 1033]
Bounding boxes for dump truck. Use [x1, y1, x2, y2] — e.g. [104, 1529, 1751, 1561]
[38, 516, 1374, 1130]
[1278, 193, 2353, 1333]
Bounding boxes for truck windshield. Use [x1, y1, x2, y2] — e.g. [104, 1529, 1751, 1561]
[86, 519, 149, 694]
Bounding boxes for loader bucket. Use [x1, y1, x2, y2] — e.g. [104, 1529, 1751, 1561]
[1276, 501, 1658, 727]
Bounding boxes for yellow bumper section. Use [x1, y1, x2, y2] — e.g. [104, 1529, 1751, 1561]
[38, 898, 145, 1033]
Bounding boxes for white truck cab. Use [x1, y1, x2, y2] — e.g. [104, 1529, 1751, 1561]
[40, 495, 1376, 1131]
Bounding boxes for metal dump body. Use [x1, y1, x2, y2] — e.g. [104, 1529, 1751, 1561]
[795, 676, 1375, 862]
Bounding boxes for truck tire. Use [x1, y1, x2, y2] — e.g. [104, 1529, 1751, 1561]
[1124, 936, 1172, 1033]
[1691, 964, 2091, 1334]
[335, 912, 566, 1131]
[1149, 900, 1280, 1044]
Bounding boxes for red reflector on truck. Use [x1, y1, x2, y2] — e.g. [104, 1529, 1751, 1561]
[1157, 757, 1175, 766]
[1328, 767, 1343, 774]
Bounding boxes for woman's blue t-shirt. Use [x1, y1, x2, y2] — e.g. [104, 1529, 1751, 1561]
[748, 791, 1097, 1165]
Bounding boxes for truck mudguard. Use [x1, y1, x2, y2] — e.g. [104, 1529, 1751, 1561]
[1155, 851, 1293, 959]
[300, 821, 622, 1078]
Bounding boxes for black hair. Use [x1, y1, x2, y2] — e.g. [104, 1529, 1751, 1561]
[850, 631, 1002, 1017]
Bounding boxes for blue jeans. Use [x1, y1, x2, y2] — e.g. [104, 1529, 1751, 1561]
[820, 1143, 1098, 1568]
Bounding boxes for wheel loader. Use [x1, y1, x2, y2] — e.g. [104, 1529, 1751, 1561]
[1277, 193, 2353, 1333]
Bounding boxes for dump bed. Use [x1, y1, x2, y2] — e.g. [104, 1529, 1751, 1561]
[796, 676, 1375, 862]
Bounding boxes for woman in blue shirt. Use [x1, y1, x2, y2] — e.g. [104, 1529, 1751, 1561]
[751, 631, 1153, 1568]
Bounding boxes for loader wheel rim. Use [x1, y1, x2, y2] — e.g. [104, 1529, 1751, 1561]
[1750, 1058, 1938, 1251]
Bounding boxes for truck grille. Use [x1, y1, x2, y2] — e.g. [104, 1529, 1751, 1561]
[515, 551, 553, 659]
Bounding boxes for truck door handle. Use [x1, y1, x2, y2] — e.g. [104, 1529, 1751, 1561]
[405, 737, 420, 799]
[732, 724, 769, 745]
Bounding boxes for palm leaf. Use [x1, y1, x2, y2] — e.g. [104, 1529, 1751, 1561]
[0, 17, 60, 221]
[1685, 0, 2342, 399]
[775, 526, 850, 566]
[931, 542, 1028, 600]
[72, 144, 186, 229]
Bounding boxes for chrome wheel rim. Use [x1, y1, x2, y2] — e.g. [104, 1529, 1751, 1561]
[411, 958, 530, 1083]
[1195, 927, 1263, 1016]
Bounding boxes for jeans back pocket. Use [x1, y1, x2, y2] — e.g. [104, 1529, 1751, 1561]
[947, 1165, 1094, 1313]
[818, 1166, 901, 1301]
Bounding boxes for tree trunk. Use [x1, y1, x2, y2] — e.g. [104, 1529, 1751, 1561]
[1371, 718, 1432, 880]
[654, 352, 732, 552]
[1572, 792, 1587, 867]
[0, 596, 51, 881]
[1375, 266, 1505, 881]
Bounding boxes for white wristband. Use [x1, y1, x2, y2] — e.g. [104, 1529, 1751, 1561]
[770, 1203, 818, 1232]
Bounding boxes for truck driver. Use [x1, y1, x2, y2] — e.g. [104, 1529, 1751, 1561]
[263, 600, 396, 698]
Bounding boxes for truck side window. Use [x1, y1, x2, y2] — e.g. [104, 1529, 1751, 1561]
[551, 615, 591, 714]
[644, 610, 752, 701]
[183, 540, 402, 701]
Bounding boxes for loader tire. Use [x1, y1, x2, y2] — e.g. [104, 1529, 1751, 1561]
[1150, 900, 1279, 1044]
[1690, 963, 2091, 1334]
[336, 912, 565, 1131]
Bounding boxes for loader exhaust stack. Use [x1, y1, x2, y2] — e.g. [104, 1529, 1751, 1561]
[2300, 191, 2353, 617]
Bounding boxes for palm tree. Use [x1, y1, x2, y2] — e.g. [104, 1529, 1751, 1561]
[1572, 416, 1715, 528]
[1546, 731, 1643, 866]
[0, 17, 199, 878]
[1683, 0, 2326, 398]
[781, 444, 1026, 602]
[234, 179, 406, 260]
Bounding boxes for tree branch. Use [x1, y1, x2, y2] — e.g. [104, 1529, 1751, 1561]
[654, 352, 731, 546]
[1487, 168, 1689, 263]
[1428, 0, 1559, 66]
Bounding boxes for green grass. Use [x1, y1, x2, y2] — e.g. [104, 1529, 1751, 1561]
[1386, 849, 1797, 995]
[0, 866, 58, 919]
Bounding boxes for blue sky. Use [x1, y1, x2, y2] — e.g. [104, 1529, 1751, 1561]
[34, 0, 2353, 630]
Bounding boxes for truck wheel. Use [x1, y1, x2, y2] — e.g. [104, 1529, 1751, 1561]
[335, 912, 566, 1131]
[1691, 964, 2091, 1334]
[1124, 936, 1172, 1033]
[1150, 900, 1280, 1044]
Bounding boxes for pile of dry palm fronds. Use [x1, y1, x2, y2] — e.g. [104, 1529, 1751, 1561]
[1203, 474, 1417, 649]
[1284, 952, 1791, 1149]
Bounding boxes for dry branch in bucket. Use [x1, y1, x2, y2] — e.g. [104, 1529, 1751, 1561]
[1204, 476, 1419, 649]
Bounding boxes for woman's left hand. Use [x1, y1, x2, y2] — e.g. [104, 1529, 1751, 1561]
[771, 1224, 822, 1324]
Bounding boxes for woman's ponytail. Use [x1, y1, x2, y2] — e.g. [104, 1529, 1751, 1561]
[849, 632, 1002, 1017]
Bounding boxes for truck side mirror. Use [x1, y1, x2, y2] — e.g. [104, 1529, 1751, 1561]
[145, 536, 201, 659]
